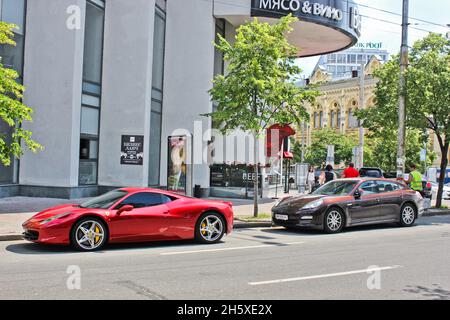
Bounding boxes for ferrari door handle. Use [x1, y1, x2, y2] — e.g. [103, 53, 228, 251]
[163, 210, 170, 214]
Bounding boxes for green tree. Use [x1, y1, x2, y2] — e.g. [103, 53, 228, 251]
[364, 129, 436, 174]
[302, 128, 358, 168]
[356, 33, 449, 207]
[206, 15, 318, 217]
[0, 22, 42, 166]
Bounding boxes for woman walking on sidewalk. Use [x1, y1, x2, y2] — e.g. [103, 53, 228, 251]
[307, 166, 316, 193]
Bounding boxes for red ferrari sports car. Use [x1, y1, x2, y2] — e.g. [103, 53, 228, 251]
[22, 188, 234, 251]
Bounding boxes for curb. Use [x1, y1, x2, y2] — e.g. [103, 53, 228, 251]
[422, 209, 450, 217]
[233, 220, 272, 229]
[0, 234, 23, 242]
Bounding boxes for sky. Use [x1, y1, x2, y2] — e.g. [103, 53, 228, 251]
[296, 0, 450, 77]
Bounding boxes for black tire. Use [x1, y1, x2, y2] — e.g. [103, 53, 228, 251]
[195, 212, 226, 244]
[399, 203, 417, 227]
[70, 217, 108, 251]
[323, 208, 345, 234]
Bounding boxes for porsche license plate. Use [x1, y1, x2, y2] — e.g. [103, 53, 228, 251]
[275, 214, 288, 221]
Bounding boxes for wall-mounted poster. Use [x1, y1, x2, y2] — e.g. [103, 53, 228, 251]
[121, 135, 144, 165]
[168, 136, 187, 194]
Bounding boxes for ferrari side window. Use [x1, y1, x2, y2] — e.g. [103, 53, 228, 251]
[161, 195, 174, 204]
[117, 192, 165, 209]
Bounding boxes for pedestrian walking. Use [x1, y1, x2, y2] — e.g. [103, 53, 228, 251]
[343, 162, 360, 178]
[318, 166, 326, 185]
[324, 164, 336, 184]
[307, 166, 315, 193]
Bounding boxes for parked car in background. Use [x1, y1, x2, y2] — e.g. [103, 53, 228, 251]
[430, 182, 450, 200]
[359, 167, 384, 178]
[422, 181, 433, 200]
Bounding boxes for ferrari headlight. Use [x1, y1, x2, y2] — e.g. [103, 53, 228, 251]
[40, 212, 72, 225]
[302, 199, 323, 210]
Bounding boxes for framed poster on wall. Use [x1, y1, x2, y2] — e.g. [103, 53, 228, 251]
[167, 135, 192, 195]
[121, 135, 144, 165]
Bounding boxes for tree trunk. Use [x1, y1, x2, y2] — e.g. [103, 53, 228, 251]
[436, 142, 449, 208]
[253, 131, 259, 218]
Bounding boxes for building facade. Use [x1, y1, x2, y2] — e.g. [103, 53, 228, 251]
[298, 56, 382, 156]
[0, 0, 361, 199]
[314, 44, 389, 80]
[298, 55, 450, 171]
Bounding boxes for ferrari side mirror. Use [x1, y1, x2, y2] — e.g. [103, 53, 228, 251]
[117, 205, 134, 215]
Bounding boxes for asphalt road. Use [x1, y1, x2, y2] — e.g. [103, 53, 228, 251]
[1, 215, 450, 300]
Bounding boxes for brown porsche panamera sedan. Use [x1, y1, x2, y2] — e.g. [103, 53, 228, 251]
[272, 179, 424, 233]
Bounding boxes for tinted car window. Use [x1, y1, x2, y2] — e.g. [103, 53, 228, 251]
[312, 181, 358, 196]
[116, 192, 172, 209]
[377, 181, 401, 193]
[80, 190, 128, 209]
[359, 181, 380, 194]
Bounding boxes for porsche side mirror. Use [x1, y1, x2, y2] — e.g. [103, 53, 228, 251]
[354, 189, 364, 199]
[117, 205, 134, 215]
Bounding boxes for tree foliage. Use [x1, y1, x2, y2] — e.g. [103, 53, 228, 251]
[356, 33, 449, 207]
[298, 128, 358, 168]
[0, 22, 42, 166]
[363, 129, 436, 174]
[206, 15, 318, 216]
[206, 15, 318, 135]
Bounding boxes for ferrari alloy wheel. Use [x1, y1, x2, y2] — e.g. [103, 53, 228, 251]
[324, 208, 345, 233]
[399, 204, 416, 227]
[71, 218, 107, 251]
[195, 212, 225, 244]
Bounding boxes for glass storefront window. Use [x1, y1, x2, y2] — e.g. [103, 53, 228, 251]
[79, 0, 104, 186]
[80, 139, 98, 160]
[80, 106, 99, 136]
[83, 1, 105, 84]
[149, 111, 162, 185]
[148, 4, 166, 186]
[79, 161, 98, 185]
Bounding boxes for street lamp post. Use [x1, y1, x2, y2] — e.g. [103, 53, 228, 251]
[397, 0, 409, 179]
[359, 61, 365, 168]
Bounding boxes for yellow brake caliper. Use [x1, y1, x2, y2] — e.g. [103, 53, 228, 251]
[201, 222, 207, 235]
[95, 226, 100, 243]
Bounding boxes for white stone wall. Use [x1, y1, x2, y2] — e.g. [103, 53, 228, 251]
[20, 0, 86, 187]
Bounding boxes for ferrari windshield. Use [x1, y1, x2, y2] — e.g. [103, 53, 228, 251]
[80, 190, 128, 209]
[312, 181, 358, 196]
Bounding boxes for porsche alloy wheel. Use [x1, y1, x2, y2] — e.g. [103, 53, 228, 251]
[399, 204, 416, 227]
[196, 213, 225, 244]
[71, 218, 107, 251]
[324, 209, 345, 233]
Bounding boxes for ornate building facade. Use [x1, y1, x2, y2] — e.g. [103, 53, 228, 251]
[297, 56, 382, 152]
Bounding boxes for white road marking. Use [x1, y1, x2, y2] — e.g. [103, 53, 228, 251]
[160, 242, 304, 256]
[248, 265, 403, 286]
